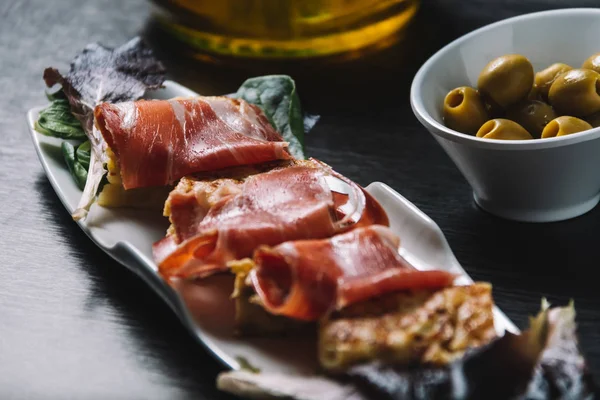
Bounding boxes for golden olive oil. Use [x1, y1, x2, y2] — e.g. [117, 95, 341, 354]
[150, 0, 419, 60]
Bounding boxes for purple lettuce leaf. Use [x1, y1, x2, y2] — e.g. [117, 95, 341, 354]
[345, 301, 597, 400]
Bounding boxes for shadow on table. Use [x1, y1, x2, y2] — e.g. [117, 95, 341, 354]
[434, 197, 600, 380]
[34, 175, 238, 400]
[140, 3, 451, 116]
[451, 202, 600, 297]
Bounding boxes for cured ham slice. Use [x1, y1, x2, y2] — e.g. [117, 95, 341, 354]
[162, 159, 388, 246]
[155, 160, 389, 281]
[164, 161, 303, 245]
[157, 164, 336, 279]
[250, 225, 456, 321]
[94, 97, 291, 189]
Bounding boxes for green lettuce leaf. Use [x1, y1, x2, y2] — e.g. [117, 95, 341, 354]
[61, 141, 90, 190]
[35, 98, 86, 140]
[235, 75, 308, 159]
[76, 140, 91, 170]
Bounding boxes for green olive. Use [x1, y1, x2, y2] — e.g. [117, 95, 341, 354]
[505, 100, 557, 138]
[534, 63, 572, 99]
[585, 111, 600, 128]
[548, 69, 600, 116]
[482, 99, 505, 119]
[476, 118, 533, 140]
[527, 84, 542, 101]
[541, 116, 592, 138]
[443, 86, 489, 134]
[582, 53, 600, 73]
[477, 54, 534, 109]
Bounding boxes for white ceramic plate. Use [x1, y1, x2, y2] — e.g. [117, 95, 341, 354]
[27, 80, 518, 374]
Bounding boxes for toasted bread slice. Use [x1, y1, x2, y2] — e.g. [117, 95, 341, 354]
[319, 283, 497, 372]
[97, 147, 171, 209]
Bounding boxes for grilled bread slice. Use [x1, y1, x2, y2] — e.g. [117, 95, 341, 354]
[319, 283, 497, 372]
[97, 147, 172, 209]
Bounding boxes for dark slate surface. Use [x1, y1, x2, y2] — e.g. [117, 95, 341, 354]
[2, 0, 600, 398]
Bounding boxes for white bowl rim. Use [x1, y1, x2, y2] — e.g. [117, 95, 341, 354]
[410, 7, 600, 150]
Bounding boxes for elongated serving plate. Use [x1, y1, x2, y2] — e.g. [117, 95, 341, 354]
[27, 80, 519, 374]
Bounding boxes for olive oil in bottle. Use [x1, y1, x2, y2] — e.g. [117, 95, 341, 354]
[149, 0, 419, 60]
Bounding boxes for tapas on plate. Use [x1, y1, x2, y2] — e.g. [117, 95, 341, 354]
[29, 37, 596, 399]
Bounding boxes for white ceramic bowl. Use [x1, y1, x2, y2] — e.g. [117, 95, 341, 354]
[410, 8, 600, 222]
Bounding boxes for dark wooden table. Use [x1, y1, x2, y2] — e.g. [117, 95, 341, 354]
[2, 0, 600, 398]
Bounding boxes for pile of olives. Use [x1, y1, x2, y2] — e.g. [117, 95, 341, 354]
[443, 53, 600, 140]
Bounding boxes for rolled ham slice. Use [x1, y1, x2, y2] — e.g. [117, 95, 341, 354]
[155, 161, 389, 281]
[250, 225, 456, 321]
[94, 97, 291, 189]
